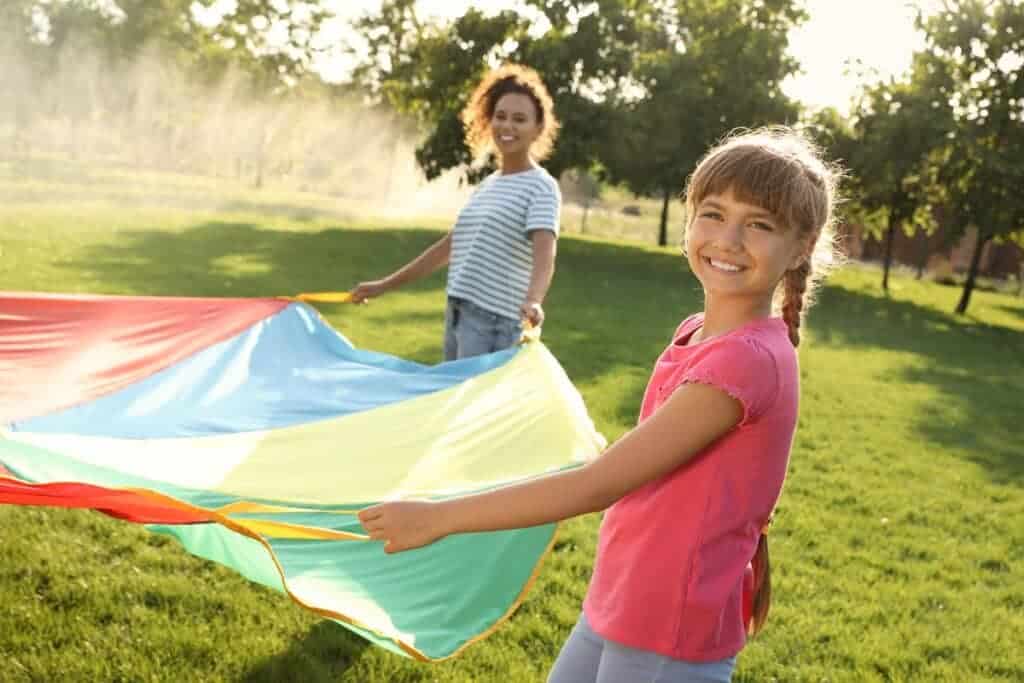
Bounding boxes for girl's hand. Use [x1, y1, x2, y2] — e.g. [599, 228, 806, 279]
[357, 500, 447, 553]
[351, 279, 389, 303]
[520, 300, 545, 327]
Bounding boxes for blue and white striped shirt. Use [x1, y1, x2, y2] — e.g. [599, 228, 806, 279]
[446, 167, 561, 320]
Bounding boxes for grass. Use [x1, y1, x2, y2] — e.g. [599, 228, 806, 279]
[1, 160, 1023, 682]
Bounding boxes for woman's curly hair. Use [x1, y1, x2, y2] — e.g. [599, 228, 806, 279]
[461, 64, 560, 161]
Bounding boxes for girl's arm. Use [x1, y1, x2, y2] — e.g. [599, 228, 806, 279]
[351, 233, 452, 302]
[520, 230, 556, 325]
[358, 381, 742, 553]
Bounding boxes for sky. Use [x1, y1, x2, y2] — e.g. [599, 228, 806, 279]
[315, 0, 940, 114]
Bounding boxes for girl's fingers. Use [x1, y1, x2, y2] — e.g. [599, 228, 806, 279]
[358, 507, 381, 522]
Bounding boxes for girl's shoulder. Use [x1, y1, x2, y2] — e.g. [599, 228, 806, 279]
[672, 314, 790, 350]
[667, 315, 794, 382]
[671, 314, 704, 344]
[664, 316, 794, 424]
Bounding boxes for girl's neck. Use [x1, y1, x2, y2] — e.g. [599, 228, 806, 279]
[698, 294, 773, 342]
[499, 152, 535, 175]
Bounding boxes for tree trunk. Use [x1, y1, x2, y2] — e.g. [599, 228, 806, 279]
[955, 228, 989, 315]
[915, 229, 929, 280]
[881, 211, 898, 291]
[658, 188, 671, 247]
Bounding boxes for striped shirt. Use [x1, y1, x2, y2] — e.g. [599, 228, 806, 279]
[446, 167, 561, 320]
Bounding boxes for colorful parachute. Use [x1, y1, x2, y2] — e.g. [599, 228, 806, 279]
[0, 292, 605, 660]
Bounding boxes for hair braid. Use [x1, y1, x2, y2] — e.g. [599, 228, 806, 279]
[782, 260, 812, 347]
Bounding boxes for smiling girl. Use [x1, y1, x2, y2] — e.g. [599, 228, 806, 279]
[351, 64, 562, 360]
[359, 127, 842, 682]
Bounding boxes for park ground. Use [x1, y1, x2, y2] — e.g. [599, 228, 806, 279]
[1, 158, 1022, 682]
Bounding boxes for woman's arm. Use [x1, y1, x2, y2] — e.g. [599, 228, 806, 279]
[358, 381, 743, 553]
[351, 233, 452, 302]
[520, 230, 556, 325]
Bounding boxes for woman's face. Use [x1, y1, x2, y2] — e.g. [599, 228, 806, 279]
[490, 93, 542, 159]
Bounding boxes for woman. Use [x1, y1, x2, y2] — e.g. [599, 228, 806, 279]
[351, 64, 562, 361]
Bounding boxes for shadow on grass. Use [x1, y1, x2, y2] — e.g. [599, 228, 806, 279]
[240, 620, 370, 683]
[811, 282, 1024, 486]
[63, 222, 1023, 485]
[64, 221, 432, 299]
[995, 302, 1024, 322]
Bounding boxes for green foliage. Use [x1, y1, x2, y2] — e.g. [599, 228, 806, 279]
[351, 0, 805, 245]
[5, 0, 331, 91]
[351, 0, 643, 182]
[915, 0, 1024, 313]
[595, 0, 805, 244]
[846, 74, 951, 236]
[839, 64, 954, 289]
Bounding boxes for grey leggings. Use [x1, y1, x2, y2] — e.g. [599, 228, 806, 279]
[547, 613, 736, 683]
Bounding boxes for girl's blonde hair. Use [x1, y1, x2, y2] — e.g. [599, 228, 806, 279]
[683, 127, 842, 637]
[461, 64, 560, 162]
[683, 126, 843, 347]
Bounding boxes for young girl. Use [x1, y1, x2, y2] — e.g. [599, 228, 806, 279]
[358, 127, 841, 682]
[351, 64, 562, 361]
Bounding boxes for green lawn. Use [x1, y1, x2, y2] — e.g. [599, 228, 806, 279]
[1, 160, 1022, 682]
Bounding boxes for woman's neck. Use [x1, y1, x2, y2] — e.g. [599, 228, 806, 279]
[499, 152, 535, 175]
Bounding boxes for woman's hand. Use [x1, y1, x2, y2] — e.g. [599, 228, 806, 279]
[357, 500, 448, 553]
[520, 300, 545, 327]
[351, 279, 390, 303]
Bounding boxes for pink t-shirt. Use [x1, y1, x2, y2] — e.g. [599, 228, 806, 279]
[583, 313, 799, 662]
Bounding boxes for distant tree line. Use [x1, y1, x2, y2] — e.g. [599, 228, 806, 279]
[3, 0, 1022, 313]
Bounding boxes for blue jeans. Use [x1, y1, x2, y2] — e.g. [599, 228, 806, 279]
[443, 297, 522, 361]
[547, 613, 736, 683]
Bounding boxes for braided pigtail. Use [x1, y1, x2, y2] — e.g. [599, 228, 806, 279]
[781, 260, 812, 347]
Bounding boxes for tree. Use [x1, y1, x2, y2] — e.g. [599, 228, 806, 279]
[917, 0, 1024, 314]
[348, 0, 644, 182]
[597, 0, 804, 246]
[843, 66, 953, 291]
[9, 0, 331, 90]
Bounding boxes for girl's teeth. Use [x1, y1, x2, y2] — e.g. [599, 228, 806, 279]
[709, 259, 741, 272]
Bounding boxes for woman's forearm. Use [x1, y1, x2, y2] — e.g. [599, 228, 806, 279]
[524, 231, 556, 303]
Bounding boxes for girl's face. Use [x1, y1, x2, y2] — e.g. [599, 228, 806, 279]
[490, 93, 541, 159]
[686, 188, 808, 307]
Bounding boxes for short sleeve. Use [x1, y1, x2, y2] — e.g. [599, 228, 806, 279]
[678, 336, 780, 425]
[672, 315, 702, 343]
[525, 177, 561, 237]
